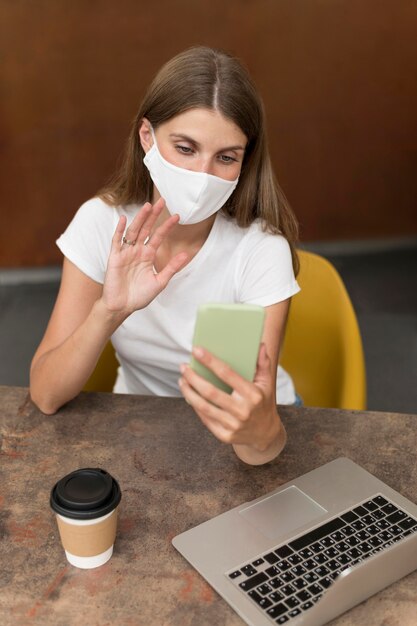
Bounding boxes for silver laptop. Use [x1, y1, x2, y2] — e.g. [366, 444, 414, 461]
[172, 457, 417, 625]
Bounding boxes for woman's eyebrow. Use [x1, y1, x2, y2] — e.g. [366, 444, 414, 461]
[169, 133, 245, 152]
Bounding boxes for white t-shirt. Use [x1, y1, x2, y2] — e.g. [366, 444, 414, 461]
[56, 198, 300, 404]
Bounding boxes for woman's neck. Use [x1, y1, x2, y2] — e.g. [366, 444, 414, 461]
[152, 208, 216, 273]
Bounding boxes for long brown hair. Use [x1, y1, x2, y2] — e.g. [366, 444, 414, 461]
[99, 46, 299, 273]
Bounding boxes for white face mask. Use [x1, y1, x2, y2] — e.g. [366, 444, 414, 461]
[143, 128, 239, 225]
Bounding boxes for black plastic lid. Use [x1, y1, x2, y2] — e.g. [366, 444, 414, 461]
[50, 468, 121, 520]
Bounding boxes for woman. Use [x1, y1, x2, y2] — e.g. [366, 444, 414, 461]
[30, 46, 300, 465]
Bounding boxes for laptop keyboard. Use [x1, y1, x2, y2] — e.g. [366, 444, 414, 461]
[227, 494, 417, 624]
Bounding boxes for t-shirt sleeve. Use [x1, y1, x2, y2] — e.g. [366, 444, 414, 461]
[56, 198, 116, 284]
[236, 229, 300, 306]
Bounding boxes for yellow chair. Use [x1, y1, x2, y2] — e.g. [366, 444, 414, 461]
[280, 250, 366, 410]
[83, 341, 118, 392]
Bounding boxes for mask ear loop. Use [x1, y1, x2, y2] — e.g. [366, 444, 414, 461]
[149, 125, 157, 148]
[142, 123, 156, 155]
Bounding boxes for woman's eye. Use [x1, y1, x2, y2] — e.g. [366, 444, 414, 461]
[219, 155, 237, 164]
[176, 145, 193, 154]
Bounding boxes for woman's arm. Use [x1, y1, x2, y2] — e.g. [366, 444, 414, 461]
[30, 259, 122, 414]
[30, 200, 188, 414]
[178, 299, 290, 465]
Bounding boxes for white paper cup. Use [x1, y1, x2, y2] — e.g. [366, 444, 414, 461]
[50, 468, 122, 569]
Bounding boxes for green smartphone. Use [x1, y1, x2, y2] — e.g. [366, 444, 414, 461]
[190, 303, 265, 394]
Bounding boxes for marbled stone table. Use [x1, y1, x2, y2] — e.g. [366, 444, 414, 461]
[1, 386, 416, 625]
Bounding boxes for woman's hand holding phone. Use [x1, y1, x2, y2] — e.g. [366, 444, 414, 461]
[178, 343, 286, 465]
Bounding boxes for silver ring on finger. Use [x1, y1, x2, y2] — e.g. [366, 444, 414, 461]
[122, 236, 136, 246]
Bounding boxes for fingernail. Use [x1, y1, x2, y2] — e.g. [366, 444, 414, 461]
[179, 363, 186, 374]
[193, 346, 204, 358]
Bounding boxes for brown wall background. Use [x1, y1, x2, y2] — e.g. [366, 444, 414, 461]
[1, 0, 416, 267]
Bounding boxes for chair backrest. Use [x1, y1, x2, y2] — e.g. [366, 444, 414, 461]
[83, 340, 118, 392]
[280, 250, 366, 409]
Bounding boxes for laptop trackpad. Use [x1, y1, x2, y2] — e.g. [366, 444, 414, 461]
[239, 486, 327, 541]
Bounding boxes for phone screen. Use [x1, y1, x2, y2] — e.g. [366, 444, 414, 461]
[190, 303, 265, 393]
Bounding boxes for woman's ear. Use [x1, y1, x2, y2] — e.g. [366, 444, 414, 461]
[138, 118, 153, 153]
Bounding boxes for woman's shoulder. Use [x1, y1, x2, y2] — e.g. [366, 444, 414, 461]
[222, 214, 299, 305]
[69, 197, 140, 234]
[56, 198, 141, 283]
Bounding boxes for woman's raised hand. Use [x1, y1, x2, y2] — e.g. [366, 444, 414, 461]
[102, 198, 188, 317]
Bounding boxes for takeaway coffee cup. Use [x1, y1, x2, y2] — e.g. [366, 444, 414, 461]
[50, 468, 122, 569]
